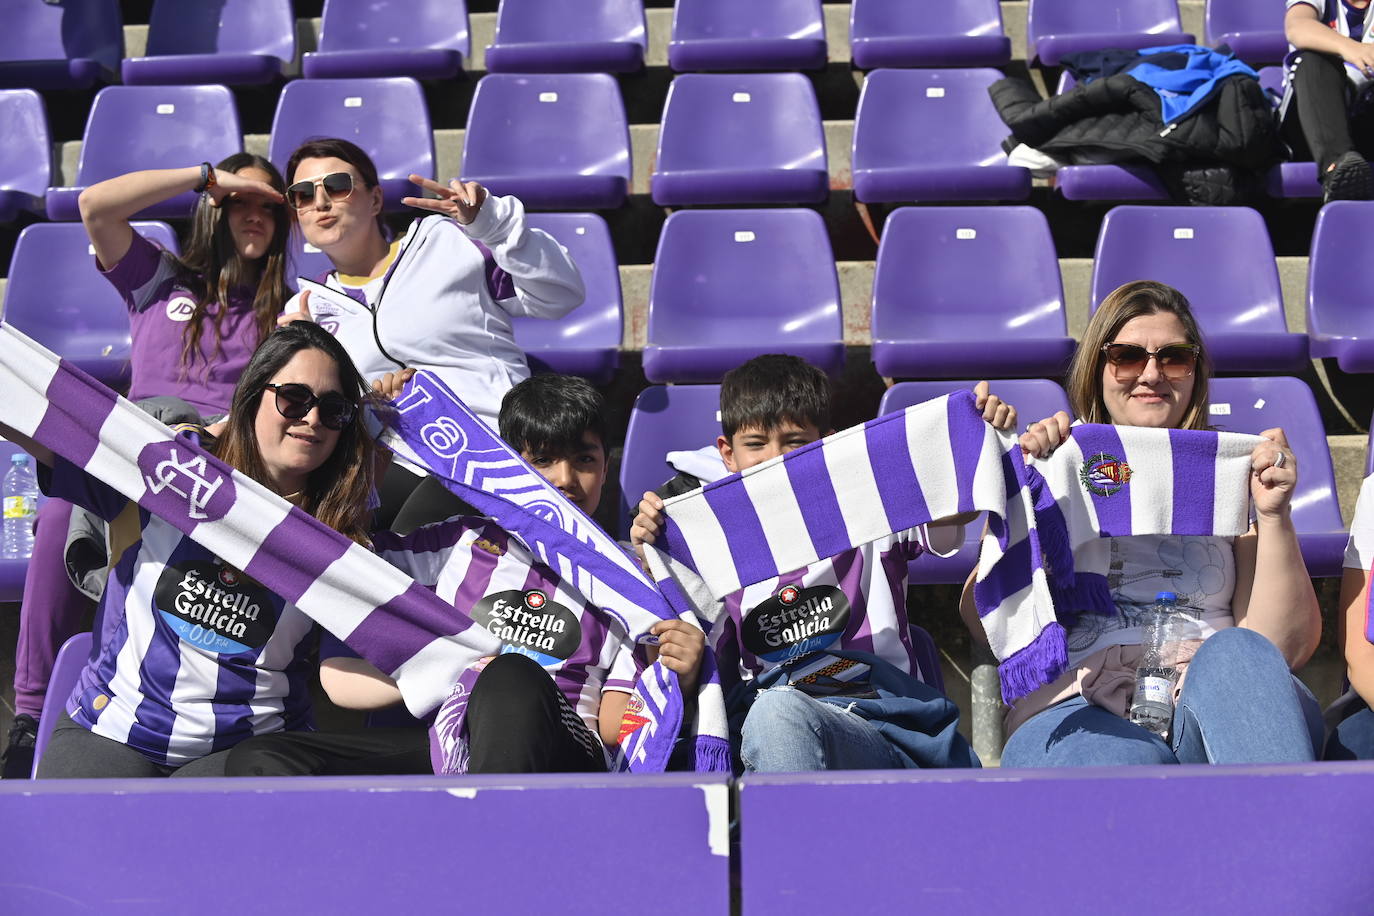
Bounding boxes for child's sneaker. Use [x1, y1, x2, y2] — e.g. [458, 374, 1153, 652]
[1322, 151, 1374, 203]
[1, 714, 37, 779]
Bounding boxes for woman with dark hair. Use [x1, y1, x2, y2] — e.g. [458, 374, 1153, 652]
[278, 138, 585, 534]
[961, 280, 1323, 767]
[0, 322, 379, 777]
[3, 155, 296, 778]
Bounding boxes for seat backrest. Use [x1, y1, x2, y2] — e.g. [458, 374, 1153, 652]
[1090, 206, 1286, 334]
[1207, 377, 1344, 532]
[318, 0, 470, 55]
[32, 631, 95, 777]
[1028, 0, 1183, 41]
[656, 73, 825, 173]
[0, 90, 51, 195]
[619, 384, 724, 534]
[2, 222, 180, 385]
[462, 73, 630, 183]
[853, 68, 1009, 171]
[851, 0, 1004, 41]
[1204, 0, 1286, 42]
[872, 206, 1065, 343]
[268, 77, 434, 210]
[0, 0, 122, 70]
[74, 85, 241, 187]
[145, 0, 295, 59]
[1307, 200, 1373, 340]
[511, 213, 622, 351]
[673, 0, 824, 42]
[879, 378, 1072, 424]
[493, 0, 645, 45]
[647, 209, 840, 345]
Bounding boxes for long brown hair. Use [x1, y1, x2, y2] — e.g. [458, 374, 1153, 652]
[175, 152, 290, 379]
[1065, 280, 1212, 430]
[214, 322, 377, 545]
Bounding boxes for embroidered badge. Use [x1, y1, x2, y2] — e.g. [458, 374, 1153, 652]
[472, 536, 506, 557]
[1080, 451, 1133, 497]
[618, 694, 651, 744]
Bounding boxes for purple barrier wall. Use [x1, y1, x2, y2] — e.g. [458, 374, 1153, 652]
[739, 763, 1374, 914]
[0, 772, 731, 915]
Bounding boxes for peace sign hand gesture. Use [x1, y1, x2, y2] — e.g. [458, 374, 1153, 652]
[401, 175, 487, 225]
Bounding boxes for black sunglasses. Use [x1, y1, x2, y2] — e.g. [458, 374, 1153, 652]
[1101, 342, 1200, 381]
[263, 382, 356, 430]
[285, 171, 354, 211]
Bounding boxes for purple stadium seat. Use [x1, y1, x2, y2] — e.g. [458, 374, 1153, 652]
[850, 0, 1011, 70]
[0, 0, 121, 90]
[1090, 206, 1308, 373]
[287, 236, 336, 291]
[1258, 65, 1285, 101]
[303, 0, 469, 80]
[669, 0, 826, 72]
[1026, 0, 1193, 67]
[122, 0, 294, 86]
[619, 384, 722, 536]
[852, 69, 1031, 204]
[1208, 377, 1346, 577]
[1255, 67, 1321, 199]
[485, 0, 645, 73]
[1205, 0, 1287, 65]
[45, 85, 241, 222]
[871, 206, 1074, 380]
[512, 213, 622, 384]
[461, 74, 630, 211]
[878, 379, 1072, 585]
[30, 632, 93, 777]
[0, 439, 36, 602]
[2, 221, 180, 387]
[1307, 202, 1374, 373]
[0, 90, 50, 222]
[268, 77, 434, 214]
[644, 209, 844, 384]
[652, 73, 828, 207]
[739, 764, 1374, 913]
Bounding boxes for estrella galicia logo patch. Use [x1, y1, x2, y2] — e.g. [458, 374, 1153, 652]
[137, 440, 236, 523]
[1079, 451, 1133, 497]
[470, 588, 581, 666]
[742, 584, 851, 663]
[152, 559, 278, 655]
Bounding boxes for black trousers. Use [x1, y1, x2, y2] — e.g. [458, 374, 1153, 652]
[465, 652, 608, 774]
[1282, 50, 1374, 174]
[222, 724, 433, 777]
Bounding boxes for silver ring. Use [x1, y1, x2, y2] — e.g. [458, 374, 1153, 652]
[1273, 450, 1286, 469]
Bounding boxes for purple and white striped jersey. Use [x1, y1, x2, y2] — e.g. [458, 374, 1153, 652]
[373, 517, 638, 734]
[707, 526, 958, 686]
[48, 457, 317, 767]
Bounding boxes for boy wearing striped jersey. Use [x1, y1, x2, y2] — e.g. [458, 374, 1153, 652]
[632, 355, 1013, 772]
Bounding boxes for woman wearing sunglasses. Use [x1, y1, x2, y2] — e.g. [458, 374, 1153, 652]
[278, 138, 585, 534]
[1, 321, 380, 777]
[964, 280, 1323, 768]
[1, 155, 296, 778]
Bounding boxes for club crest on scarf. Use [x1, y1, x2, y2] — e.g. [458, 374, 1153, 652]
[138, 439, 236, 523]
[1079, 451, 1133, 497]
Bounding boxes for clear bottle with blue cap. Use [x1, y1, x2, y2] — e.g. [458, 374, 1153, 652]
[2, 452, 40, 560]
[1129, 590, 1181, 739]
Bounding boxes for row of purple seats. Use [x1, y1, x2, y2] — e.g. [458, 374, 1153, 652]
[1309, 202, 1374, 374]
[618, 375, 1348, 579]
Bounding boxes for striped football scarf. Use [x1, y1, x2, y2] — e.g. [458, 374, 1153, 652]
[644, 391, 1262, 703]
[381, 370, 729, 773]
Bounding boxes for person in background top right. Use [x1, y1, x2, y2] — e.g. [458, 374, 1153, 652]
[1282, 0, 1374, 202]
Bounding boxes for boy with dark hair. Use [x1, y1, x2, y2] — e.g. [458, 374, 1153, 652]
[227, 374, 702, 775]
[633, 354, 1014, 772]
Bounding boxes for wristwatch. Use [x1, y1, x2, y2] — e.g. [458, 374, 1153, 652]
[194, 162, 217, 194]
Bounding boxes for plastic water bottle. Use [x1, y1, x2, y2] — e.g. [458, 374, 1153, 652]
[1129, 591, 1180, 739]
[2, 453, 39, 560]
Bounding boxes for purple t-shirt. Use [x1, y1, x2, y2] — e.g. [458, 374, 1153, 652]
[101, 232, 262, 417]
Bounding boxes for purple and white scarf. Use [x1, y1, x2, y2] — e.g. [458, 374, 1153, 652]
[644, 391, 1262, 703]
[381, 371, 729, 773]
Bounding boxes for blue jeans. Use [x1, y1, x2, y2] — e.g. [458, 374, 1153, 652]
[1002, 627, 1323, 768]
[1326, 705, 1374, 760]
[739, 687, 907, 772]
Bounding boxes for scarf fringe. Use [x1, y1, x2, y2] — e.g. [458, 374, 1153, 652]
[997, 621, 1068, 705]
[693, 736, 732, 773]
